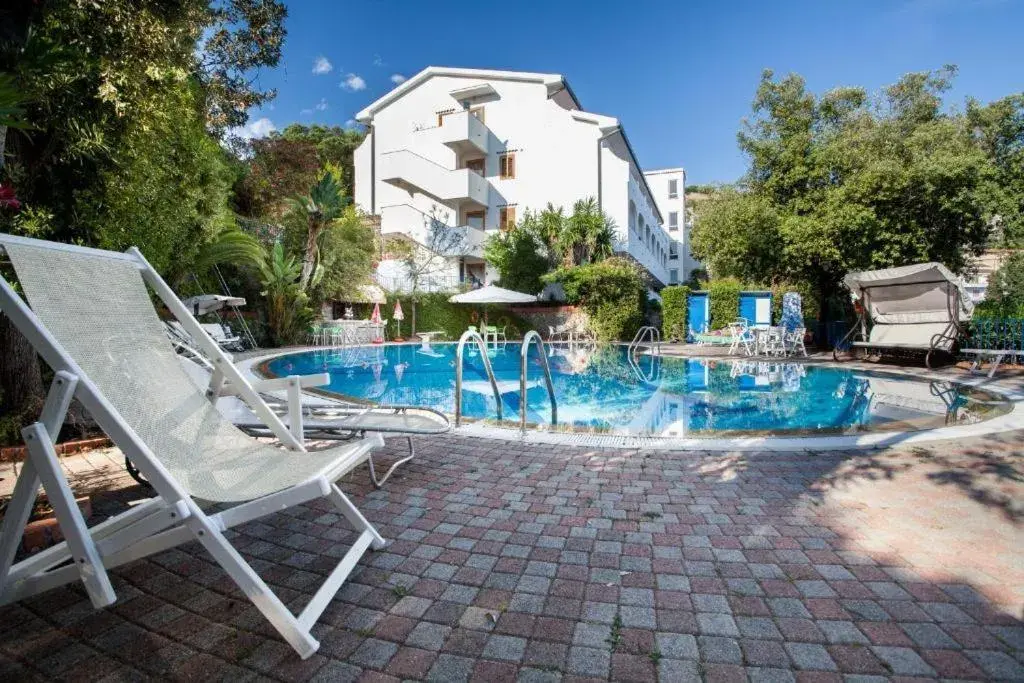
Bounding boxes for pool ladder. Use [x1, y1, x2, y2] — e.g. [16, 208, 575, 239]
[629, 326, 662, 357]
[453, 329, 557, 432]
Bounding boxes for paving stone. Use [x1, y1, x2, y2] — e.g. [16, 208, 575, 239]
[698, 635, 743, 664]
[656, 632, 698, 659]
[869, 646, 936, 676]
[737, 616, 784, 640]
[966, 649, 1024, 679]
[697, 612, 740, 637]
[817, 620, 869, 645]
[619, 606, 657, 629]
[747, 666, 797, 683]
[900, 622, 959, 649]
[784, 642, 837, 671]
[741, 639, 790, 667]
[483, 634, 527, 662]
[768, 597, 812, 618]
[406, 622, 452, 651]
[659, 658, 701, 681]
[693, 593, 732, 613]
[426, 653, 475, 682]
[566, 645, 609, 678]
[349, 638, 398, 669]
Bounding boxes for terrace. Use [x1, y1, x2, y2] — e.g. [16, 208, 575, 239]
[0, 363, 1021, 681]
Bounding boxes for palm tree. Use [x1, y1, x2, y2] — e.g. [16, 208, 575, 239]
[287, 168, 349, 289]
[560, 197, 615, 266]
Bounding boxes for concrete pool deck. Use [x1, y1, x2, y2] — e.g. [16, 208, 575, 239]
[0, 422, 1021, 680]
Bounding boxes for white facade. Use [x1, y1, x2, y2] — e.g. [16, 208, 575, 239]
[353, 67, 672, 291]
[643, 168, 700, 286]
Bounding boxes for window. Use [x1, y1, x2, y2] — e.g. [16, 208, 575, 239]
[470, 106, 485, 123]
[499, 153, 516, 179]
[669, 269, 679, 284]
[668, 179, 678, 198]
[499, 206, 516, 231]
[668, 212, 678, 231]
[465, 210, 485, 229]
[670, 242, 678, 260]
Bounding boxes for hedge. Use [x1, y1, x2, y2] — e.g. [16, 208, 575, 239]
[390, 292, 529, 340]
[768, 280, 820, 326]
[546, 258, 646, 341]
[707, 278, 742, 330]
[661, 285, 689, 341]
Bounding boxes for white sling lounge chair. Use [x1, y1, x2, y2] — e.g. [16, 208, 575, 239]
[0, 234, 388, 659]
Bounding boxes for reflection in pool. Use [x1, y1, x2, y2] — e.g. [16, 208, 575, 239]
[261, 343, 1009, 437]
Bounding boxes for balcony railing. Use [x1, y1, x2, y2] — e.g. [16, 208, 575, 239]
[437, 110, 488, 155]
[379, 149, 489, 208]
[373, 273, 483, 294]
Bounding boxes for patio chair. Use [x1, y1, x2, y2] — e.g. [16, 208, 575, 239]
[727, 320, 754, 356]
[200, 322, 245, 351]
[0, 234, 389, 659]
[784, 326, 808, 357]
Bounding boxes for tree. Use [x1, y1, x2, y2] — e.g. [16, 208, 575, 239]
[976, 252, 1024, 317]
[559, 198, 615, 267]
[0, 0, 286, 434]
[967, 94, 1024, 247]
[483, 219, 550, 294]
[284, 166, 350, 289]
[692, 67, 1001, 319]
[385, 210, 467, 334]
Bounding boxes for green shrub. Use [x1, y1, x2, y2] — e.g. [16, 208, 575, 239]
[707, 278, 742, 330]
[546, 257, 646, 341]
[661, 285, 690, 341]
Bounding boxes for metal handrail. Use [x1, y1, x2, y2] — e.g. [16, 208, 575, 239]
[455, 329, 503, 426]
[520, 331, 557, 431]
[628, 326, 661, 356]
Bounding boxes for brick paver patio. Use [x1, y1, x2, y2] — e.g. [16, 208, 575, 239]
[1, 424, 1022, 680]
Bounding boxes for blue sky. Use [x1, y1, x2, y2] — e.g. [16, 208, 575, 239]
[240, 0, 1024, 184]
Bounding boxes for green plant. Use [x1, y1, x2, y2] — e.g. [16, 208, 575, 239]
[546, 258, 646, 341]
[387, 292, 529, 340]
[661, 285, 690, 341]
[559, 197, 615, 267]
[483, 219, 551, 295]
[257, 242, 313, 346]
[285, 166, 351, 289]
[707, 278, 742, 330]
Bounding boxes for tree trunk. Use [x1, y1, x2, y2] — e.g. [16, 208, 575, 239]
[299, 218, 320, 290]
[0, 311, 44, 421]
[411, 298, 417, 336]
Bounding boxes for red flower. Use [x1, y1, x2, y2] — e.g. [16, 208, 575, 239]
[0, 184, 21, 210]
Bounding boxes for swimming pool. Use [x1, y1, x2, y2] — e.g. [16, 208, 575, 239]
[259, 343, 1010, 437]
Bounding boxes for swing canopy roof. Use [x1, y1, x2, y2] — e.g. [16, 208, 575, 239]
[449, 285, 537, 304]
[843, 262, 973, 324]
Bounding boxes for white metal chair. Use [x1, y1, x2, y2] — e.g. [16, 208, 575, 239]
[727, 320, 754, 356]
[0, 234, 388, 660]
[784, 326, 808, 357]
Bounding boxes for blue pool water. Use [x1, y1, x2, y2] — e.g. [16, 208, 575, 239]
[262, 343, 1005, 436]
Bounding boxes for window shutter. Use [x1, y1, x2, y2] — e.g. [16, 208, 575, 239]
[507, 154, 515, 179]
[508, 206, 515, 228]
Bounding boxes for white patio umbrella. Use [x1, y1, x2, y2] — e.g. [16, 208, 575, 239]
[181, 294, 246, 316]
[448, 285, 538, 305]
[449, 285, 536, 341]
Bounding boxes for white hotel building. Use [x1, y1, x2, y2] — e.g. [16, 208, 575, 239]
[353, 66, 679, 291]
[643, 168, 701, 285]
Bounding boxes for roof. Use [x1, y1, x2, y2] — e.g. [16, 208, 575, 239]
[356, 66, 580, 122]
[643, 168, 686, 176]
[843, 262, 974, 323]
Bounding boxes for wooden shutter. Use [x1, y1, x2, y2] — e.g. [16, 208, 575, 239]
[500, 206, 516, 231]
[500, 153, 516, 179]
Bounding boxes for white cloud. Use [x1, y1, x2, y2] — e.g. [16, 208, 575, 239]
[315, 98, 329, 111]
[390, 73, 406, 85]
[341, 73, 366, 92]
[300, 108, 313, 116]
[312, 56, 333, 75]
[345, 119, 360, 129]
[373, 55, 384, 67]
[229, 116, 277, 141]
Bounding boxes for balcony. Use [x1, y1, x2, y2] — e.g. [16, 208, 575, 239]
[379, 149, 489, 209]
[379, 204, 487, 259]
[437, 110, 488, 155]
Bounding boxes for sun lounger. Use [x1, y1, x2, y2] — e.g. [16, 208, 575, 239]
[175, 356, 450, 487]
[0, 233, 390, 659]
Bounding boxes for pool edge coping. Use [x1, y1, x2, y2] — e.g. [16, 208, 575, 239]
[237, 345, 1024, 452]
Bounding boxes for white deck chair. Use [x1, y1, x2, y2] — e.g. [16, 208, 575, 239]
[0, 234, 388, 659]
